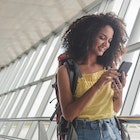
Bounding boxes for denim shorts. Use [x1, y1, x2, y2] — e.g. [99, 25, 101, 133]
[74, 117, 122, 140]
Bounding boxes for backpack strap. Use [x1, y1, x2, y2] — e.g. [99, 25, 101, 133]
[50, 104, 60, 121]
[50, 59, 81, 121]
[64, 59, 82, 94]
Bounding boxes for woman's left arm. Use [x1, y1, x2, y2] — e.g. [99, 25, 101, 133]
[112, 72, 126, 113]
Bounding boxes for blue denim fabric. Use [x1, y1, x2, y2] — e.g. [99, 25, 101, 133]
[74, 117, 122, 140]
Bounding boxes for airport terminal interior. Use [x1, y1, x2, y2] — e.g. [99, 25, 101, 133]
[0, 0, 140, 139]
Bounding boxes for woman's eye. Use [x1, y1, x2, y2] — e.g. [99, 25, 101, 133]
[99, 35, 105, 40]
[108, 39, 112, 44]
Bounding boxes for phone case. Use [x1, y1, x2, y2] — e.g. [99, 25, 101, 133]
[118, 61, 132, 82]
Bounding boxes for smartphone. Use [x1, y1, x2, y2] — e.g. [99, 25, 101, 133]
[118, 61, 132, 83]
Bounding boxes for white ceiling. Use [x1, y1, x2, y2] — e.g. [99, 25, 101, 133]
[0, 0, 97, 68]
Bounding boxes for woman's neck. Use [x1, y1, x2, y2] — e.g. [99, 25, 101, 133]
[79, 58, 103, 74]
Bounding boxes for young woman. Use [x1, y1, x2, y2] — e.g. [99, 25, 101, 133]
[57, 12, 127, 140]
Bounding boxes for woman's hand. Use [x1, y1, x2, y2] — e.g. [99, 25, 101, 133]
[112, 71, 126, 112]
[95, 69, 120, 88]
[120, 71, 126, 87]
[111, 71, 126, 93]
[111, 77, 123, 101]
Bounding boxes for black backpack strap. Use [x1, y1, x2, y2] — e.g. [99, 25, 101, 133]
[50, 59, 81, 121]
[64, 59, 82, 94]
[50, 104, 60, 121]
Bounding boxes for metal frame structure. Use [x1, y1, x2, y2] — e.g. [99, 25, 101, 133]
[0, 117, 55, 140]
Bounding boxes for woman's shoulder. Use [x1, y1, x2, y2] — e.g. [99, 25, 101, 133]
[57, 65, 68, 77]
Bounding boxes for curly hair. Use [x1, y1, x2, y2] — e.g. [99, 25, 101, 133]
[62, 12, 127, 67]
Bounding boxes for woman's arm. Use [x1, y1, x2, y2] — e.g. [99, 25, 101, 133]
[57, 65, 99, 121]
[112, 71, 126, 113]
[58, 66, 120, 121]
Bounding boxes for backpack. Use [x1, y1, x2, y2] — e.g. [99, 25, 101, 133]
[50, 53, 81, 139]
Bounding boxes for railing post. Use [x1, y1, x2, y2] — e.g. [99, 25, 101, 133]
[38, 120, 40, 140]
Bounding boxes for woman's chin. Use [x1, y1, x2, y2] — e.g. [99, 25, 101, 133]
[98, 52, 104, 56]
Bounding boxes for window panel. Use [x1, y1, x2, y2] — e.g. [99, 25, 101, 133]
[124, 0, 140, 36]
[9, 56, 27, 91]
[122, 50, 140, 101]
[0, 96, 4, 107]
[28, 81, 51, 117]
[1, 93, 15, 118]
[18, 122, 30, 139]
[16, 51, 36, 88]
[35, 36, 59, 81]
[0, 95, 7, 113]
[17, 86, 36, 117]
[132, 83, 140, 115]
[24, 44, 46, 85]
[42, 89, 57, 117]
[112, 0, 123, 14]
[8, 122, 19, 137]
[1, 61, 19, 93]
[8, 90, 25, 118]
[47, 46, 63, 76]
[0, 94, 12, 118]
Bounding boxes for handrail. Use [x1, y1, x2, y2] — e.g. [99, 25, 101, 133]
[0, 74, 55, 97]
[118, 116, 140, 124]
[0, 135, 28, 140]
[0, 116, 140, 140]
[1, 116, 140, 123]
[0, 117, 56, 140]
[0, 117, 53, 122]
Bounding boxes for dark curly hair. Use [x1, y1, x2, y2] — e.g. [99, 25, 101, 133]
[62, 12, 127, 67]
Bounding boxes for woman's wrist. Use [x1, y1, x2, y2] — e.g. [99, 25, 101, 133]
[93, 82, 101, 91]
[113, 91, 122, 101]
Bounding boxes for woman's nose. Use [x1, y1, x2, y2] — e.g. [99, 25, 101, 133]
[103, 40, 110, 48]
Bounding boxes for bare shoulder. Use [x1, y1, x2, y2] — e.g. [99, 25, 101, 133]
[58, 65, 67, 74]
[57, 65, 69, 80]
[57, 64, 71, 93]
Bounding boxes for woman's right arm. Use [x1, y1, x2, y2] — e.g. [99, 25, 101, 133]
[57, 66, 119, 121]
[57, 65, 100, 121]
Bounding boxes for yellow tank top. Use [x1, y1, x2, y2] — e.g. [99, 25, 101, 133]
[75, 70, 115, 120]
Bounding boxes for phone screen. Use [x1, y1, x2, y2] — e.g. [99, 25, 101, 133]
[118, 61, 132, 82]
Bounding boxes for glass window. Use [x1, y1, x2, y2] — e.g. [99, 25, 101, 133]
[16, 51, 36, 88]
[132, 84, 140, 115]
[112, 0, 123, 14]
[17, 85, 36, 117]
[28, 81, 51, 117]
[9, 56, 27, 91]
[24, 44, 46, 85]
[47, 45, 64, 75]
[1, 93, 15, 118]
[42, 89, 57, 117]
[122, 50, 140, 102]
[8, 90, 25, 118]
[35, 36, 59, 80]
[0, 95, 7, 110]
[124, 0, 140, 36]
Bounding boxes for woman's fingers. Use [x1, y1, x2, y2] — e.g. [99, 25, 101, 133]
[120, 71, 126, 87]
[98, 69, 120, 86]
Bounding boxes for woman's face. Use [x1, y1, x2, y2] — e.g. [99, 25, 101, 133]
[91, 25, 114, 56]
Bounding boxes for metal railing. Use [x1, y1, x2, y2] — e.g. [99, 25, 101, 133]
[0, 116, 140, 140]
[0, 117, 56, 140]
